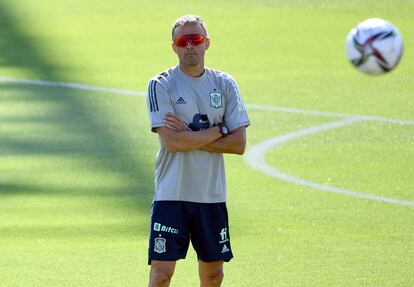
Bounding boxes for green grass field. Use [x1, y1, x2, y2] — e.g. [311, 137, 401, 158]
[1, 0, 413, 286]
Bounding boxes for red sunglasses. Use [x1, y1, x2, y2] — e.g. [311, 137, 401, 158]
[173, 34, 206, 47]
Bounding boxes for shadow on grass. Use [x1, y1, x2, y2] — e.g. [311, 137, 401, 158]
[0, 3, 154, 237]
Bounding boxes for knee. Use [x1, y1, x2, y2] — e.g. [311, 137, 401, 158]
[200, 270, 224, 286]
[149, 268, 174, 286]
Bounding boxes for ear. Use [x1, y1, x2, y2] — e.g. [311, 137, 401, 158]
[171, 42, 178, 54]
[205, 37, 211, 51]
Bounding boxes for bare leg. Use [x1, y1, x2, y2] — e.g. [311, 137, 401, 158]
[148, 260, 176, 287]
[198, 260, 224, 287]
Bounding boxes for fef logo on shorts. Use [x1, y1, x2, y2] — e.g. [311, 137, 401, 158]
[154, 236, 166, 253]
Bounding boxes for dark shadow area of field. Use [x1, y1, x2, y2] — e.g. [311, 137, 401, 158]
[0, 3, 153, 236]
[0, 222, 141, 239]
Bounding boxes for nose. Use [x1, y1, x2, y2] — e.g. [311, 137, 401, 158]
[186, 41, 194, 49]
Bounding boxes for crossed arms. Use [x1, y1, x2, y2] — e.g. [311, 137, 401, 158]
[155, 112, 246, 155]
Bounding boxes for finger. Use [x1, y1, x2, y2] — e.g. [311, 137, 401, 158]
[165, 113, 181, 121]
[163, 114, 173, 121]
[164, 112, 179, 120]
[170, 114, 181, 120]
[166, 117, 183, 127]
[163, 118, 181, 127]
[163, 116, 181, 125]
[164, 119, 182, 129]
[164, 123, 177, 131]
[163, 115, 188, 131]
[164, 116, 177, 123]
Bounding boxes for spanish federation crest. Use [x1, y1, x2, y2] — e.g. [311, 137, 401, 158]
[154, 236, 166, 253]
[210, 92, 223, 109]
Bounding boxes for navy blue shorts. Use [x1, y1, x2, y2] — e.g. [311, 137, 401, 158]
[148, 201, 233, 264]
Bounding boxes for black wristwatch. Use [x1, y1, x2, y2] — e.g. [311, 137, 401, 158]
[218, 124, 229, 136]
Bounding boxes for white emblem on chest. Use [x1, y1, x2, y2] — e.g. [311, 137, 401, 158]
[210, 92, 223, 109]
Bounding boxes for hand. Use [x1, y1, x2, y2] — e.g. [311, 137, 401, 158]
[163, 112, 190, 131]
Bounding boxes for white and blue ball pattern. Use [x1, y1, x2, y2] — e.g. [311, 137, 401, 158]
[346, 18, 404, 75]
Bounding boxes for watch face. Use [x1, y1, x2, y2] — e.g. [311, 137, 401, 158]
[221, 126, 228, 135]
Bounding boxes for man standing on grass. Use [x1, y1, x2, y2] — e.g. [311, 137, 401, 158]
[146, 14, 250, 287]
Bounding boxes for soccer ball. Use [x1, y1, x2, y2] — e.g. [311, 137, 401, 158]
[346, 18, 404, 75]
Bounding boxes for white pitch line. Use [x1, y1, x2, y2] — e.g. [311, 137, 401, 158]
[246, 103, 414, 126]
[1, 75, 414, 125]
[0, 75, 146, 97]
[1, 75, 413, 125]
[244, 117, 414, 207]
[1, 75, 413, 206]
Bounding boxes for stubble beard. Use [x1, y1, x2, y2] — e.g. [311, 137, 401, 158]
[183, 54, 200, 66]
